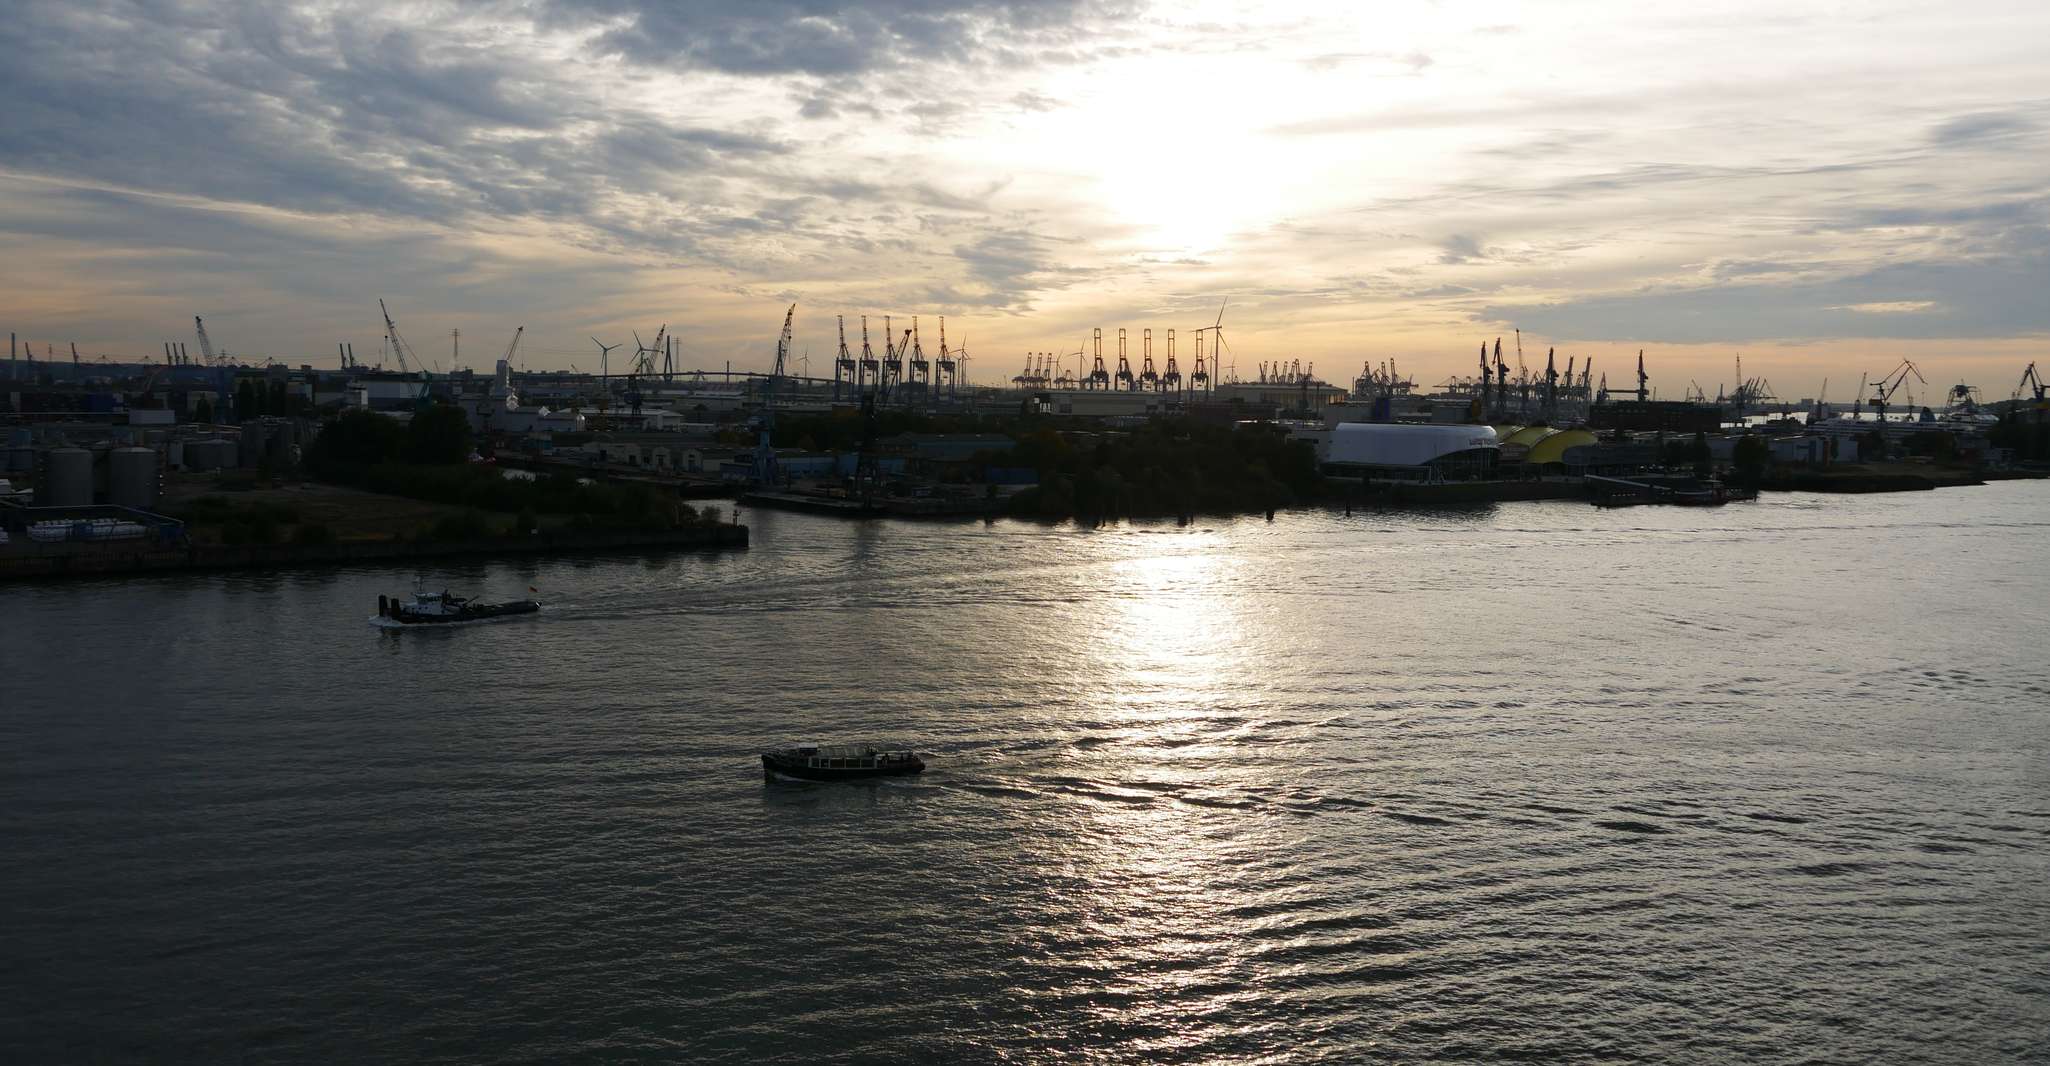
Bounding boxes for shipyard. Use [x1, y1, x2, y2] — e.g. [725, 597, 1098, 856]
[3, 300, 2045, 578]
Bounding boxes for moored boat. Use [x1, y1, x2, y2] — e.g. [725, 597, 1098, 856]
[377, 588, 540, 625]
[762, 744, 925, 781]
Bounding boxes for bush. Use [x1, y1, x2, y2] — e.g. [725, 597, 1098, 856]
[291, 522, 336, 546]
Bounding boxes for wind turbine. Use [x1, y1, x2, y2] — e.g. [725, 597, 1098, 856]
[1191, 297, 1230, 392]
[591, 336, 621, 390]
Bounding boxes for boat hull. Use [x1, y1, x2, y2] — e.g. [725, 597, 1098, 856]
[762, 754, 925, 781]
[390, 599, 541, 625]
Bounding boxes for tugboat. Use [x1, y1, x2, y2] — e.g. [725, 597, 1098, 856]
[377, 587, 541, 625]
[762, 744, 925, 781]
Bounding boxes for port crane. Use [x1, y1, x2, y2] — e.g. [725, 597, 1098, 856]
[1087, 329, 1110, 389]
[834, 316, 856, 399]
[907, 318, 931, 404]
[499, 326, 524, 368]
[1190, 299, 1229, 394]
[858, 317, 879, 395]
[194, 316, 220, 367]
[935, 318, 958, 398]
[1114, 329, 1135, 391]
[752, 304, 795, 485]
[2017, 362, 2046, 417]
[378, 299, 422, 374]
[1866, 359, 1926, 422]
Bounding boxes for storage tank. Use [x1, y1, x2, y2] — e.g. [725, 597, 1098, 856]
[109, 447, 159, 509]
[185, 439, 222, 471]
[201, 439, 236, 470]
[42, 447, 94, 506]
[238, 422, 266, 468]
[5, 445, 32, 473]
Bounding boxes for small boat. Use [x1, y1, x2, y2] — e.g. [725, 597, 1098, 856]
[762, 744, 925, 781]
[377, 588, 540, 625]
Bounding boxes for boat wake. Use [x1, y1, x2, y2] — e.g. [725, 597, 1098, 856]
[367, 608, 544, 631]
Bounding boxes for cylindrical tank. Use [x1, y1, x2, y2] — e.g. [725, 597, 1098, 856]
[239, 422, 265, 468]
[5, 446, 32, 473]
[42, 448, 93, 506]
[203, 439, 235, 470]
[109, 447, 159, 509]
[168, 441, 185, 470]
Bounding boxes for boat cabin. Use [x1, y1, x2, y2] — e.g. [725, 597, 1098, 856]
[786, 744, 917, 769]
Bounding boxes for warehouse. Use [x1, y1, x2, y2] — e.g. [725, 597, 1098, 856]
[1322, 423, 1500, 481]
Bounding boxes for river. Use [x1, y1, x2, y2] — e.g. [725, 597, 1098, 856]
[4, 484, 2048, 1062]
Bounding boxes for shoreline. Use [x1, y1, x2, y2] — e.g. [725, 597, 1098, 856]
[0, 523, 748, 580]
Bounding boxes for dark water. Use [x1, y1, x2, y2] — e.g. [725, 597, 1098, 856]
[5, 485, 2049, 1063]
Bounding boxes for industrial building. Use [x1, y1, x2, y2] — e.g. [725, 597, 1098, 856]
[1322, 423, 1502, 481]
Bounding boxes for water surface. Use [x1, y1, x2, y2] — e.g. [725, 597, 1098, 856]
[5, 485, 2048, 1062]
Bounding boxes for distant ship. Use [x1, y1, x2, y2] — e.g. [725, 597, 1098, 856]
[762, 744, 925, 781]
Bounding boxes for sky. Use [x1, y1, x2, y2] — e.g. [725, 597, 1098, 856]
[2, 0, 2046, 403]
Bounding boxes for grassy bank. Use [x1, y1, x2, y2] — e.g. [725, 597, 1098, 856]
[1002, 420, 1322, 521]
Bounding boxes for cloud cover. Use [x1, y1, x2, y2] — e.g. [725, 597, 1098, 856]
[1, 0, 2046, 392]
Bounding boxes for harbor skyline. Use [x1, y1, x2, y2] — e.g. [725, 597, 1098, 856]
[4, 1, 2047, 398]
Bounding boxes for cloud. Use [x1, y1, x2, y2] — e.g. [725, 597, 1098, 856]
[1437, 234, 1485, 264]
[550, 0, 1138, 76]
[1481, 239, 2050, 343]
[1927, 110, 2040, 146]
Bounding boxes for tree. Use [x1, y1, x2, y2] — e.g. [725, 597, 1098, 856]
[193, 396, 215, 424]
[305, 409, 406, 471]
[405, 404, 473, 465]
[235, 380, 260, 420]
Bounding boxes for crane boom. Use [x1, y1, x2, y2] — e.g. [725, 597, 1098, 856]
[379, 299, 413, 374]
[194, 316, 217, 365]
